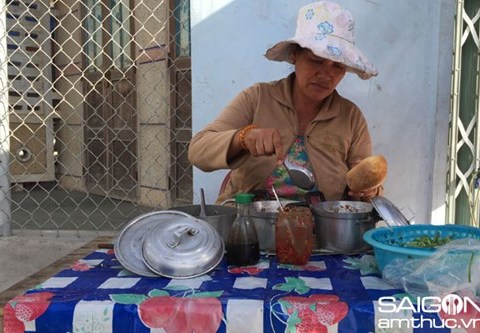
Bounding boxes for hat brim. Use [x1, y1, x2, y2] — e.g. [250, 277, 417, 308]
[265, 36, 378, 80]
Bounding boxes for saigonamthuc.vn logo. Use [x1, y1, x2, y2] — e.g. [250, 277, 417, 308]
[377, 294, 480, 330]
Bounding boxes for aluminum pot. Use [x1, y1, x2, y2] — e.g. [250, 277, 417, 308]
[220, 199, 299, 252]
[311, 200, 378, 254]
[171, 205, 237, 244]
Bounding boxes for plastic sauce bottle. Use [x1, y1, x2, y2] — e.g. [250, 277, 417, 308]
[275, 206, 314, 265]
[226, 193, 260, 266]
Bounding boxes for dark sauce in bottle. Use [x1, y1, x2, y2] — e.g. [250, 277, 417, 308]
[226, 242, 260, 267]
[226, 193, 260, 267]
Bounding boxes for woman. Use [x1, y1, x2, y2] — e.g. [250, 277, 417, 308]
[188, 1, 382, 203]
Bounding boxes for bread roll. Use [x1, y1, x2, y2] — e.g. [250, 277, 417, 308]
[346, 155, 387, 192]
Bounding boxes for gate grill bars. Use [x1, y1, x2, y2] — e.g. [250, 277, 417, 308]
[447, 0, 480, 227]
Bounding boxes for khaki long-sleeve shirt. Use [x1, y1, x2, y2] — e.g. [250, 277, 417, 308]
[188, 73, 374, 203]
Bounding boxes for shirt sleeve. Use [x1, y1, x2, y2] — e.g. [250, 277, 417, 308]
[188, 86, 258, 171]
[346, 107, 373, 169]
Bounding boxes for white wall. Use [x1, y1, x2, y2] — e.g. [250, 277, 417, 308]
[191, 0, 454, 225]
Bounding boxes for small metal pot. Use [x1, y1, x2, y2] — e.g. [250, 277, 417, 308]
[311, 201, 378, 254]
[171, 205, 237, 243]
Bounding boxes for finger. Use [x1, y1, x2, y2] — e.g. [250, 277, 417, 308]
[352, 159, 362, 167]
[249, 142, 260, 156]
[263, 136, 276, 156]
[255, 130, 274, 156]
[348, 189, 371, 198]
[271, 130, 284, 161]
[348, 188, 376, 199]
[348, 190, 363, 197]
[364, 187, 378, 196]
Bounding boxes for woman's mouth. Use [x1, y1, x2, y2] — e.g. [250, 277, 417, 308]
[310, 82, 331, 90]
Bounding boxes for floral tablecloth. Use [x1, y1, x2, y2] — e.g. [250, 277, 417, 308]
[3, 250, 460, 333]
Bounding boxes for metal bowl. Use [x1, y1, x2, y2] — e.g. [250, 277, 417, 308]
[142, 211, 224, 279]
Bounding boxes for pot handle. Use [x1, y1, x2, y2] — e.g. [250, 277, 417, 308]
[369, 207, 382, 222]
[220, 198, 235, 206]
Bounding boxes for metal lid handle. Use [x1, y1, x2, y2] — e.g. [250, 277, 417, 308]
[167, 226, 199, 248]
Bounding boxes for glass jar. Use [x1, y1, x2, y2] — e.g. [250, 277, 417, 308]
[275, 206, 314, 265]
[226, 193, 260, 266]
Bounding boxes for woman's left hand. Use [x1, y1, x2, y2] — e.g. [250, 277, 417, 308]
[348, 186, 379, 202]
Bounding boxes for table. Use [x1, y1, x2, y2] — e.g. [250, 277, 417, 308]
[2, 249, 459, 333]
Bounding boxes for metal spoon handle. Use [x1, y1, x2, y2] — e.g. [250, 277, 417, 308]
[271, 187, 284, 212]
[200, 188, 207, 217]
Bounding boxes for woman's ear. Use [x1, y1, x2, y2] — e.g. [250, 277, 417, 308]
[291, 48, 298, 64]
[291, 44, 302, 64]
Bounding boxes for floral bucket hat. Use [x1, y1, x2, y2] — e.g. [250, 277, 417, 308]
[265, 1, 378, 80]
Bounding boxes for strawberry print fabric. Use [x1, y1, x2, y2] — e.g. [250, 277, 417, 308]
[3, 251, 454, 333]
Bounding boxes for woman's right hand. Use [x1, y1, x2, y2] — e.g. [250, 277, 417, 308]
[242, 127, 284, 162]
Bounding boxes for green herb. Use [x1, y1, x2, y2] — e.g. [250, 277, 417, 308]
[404, 232, 452, 248]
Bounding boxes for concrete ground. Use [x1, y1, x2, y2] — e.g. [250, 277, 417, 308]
[9, 183, 151, 231]
[0, 184, 154, 293]
[0, 230, 115, 293]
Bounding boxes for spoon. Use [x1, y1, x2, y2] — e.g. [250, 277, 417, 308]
[271, 186, 284, 212]
[283, 159, 315, 190]
[272, 187, 296, 244]
[199, 188, 207, 218]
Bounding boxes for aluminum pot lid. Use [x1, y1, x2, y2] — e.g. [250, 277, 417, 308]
[371, 196, 410, 226]
[142, 210, 224, 279]
[114, 211, 177, 277]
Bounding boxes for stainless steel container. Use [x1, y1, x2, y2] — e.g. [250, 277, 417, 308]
[311, 201, 377, 254]
[171, 205, 237, 244]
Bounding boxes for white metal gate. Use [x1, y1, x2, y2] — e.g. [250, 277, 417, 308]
[0, 0, 192, 235]
[7, 0, 54, 183]
[447, 0, 480, 227]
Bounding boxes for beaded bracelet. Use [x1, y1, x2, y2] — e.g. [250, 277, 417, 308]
[238, 124, 258, 149]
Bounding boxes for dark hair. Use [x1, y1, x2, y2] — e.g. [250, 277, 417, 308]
[290, 44, 309, 63]
[291, 44, 305, 54]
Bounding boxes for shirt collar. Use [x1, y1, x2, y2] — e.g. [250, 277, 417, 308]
[270, 73, 342, 121]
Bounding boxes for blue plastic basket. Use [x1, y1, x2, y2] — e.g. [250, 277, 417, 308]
[363, 224, 480, 272]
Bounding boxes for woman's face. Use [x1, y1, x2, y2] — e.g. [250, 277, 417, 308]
[293, 48, 347, 105]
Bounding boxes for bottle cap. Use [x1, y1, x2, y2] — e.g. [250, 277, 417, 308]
[234, 193, 255, 204]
